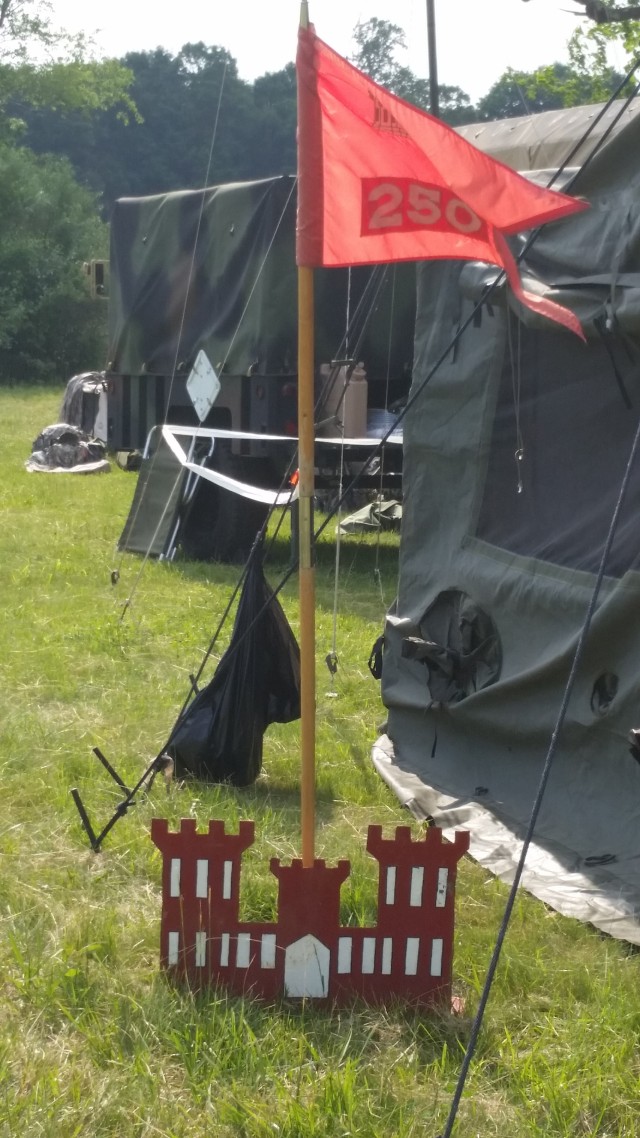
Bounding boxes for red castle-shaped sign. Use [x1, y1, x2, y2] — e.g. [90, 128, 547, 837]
[151, 820, 469, 1006]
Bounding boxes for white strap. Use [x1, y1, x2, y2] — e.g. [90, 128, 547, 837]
[161, 425, 298, 506]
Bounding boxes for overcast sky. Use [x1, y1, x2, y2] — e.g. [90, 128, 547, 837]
[47, 0, 611, 103]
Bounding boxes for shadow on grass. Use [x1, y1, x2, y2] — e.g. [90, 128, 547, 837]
[158, 973, 473, 1070]
[124, 519, 401, 610]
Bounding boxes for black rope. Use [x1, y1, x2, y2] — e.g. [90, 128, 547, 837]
[549, 64, 640, 194]
[159, 268, 454, 750]
[160, 66, 640, 797]
[434, 72, 640, 1136]
[113, 67, 230, 590]
[161, 263, 395, 725]
[316, 68, 640, 537]
[437, 398, 640, 1138]
[519, 61, 640, 264]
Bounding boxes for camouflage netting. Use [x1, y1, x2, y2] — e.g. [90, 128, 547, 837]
[26, 423, 109, 473]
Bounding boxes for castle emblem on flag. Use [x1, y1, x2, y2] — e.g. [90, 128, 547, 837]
[369, 92, 408, 136]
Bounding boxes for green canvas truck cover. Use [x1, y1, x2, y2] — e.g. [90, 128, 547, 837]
[107, 174, 415, 386]
[374, 97, 640, 942]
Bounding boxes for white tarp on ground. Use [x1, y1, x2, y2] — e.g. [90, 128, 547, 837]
[373, 735, 640, 944]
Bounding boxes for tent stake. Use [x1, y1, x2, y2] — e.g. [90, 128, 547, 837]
[70, 750, 170, 852]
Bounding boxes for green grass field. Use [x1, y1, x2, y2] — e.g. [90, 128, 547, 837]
[1, 386, 639, 1137]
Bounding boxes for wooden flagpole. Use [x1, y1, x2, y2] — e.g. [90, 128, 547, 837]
[298, 0, 316, 868]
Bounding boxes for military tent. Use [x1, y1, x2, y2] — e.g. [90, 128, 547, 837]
[373, 97, 640, 943]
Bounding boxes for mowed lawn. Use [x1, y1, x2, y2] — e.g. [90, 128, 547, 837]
[1, 385, 639, 1137]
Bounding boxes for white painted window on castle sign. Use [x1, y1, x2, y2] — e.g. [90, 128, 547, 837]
[168, 931, 180, 966]
[220, 932, 230, 967]
[236, 932, 251, 968]
[381, 938, 393, 975]
[261, 934, 276, 969]
[405, 937, 420, 976]
[410, 866, 424, 906]
[222, 860, 233, 900]
[196, 859, 208, 899]
[337, 937, 353, 974]
[385, 866, 397, 905]
[170, 858, 181, 897]
[435, 868, 448, 907]
[431, 938, 443, 977]
[362, 938, 376, 974]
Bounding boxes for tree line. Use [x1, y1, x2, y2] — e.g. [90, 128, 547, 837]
[1, 1, 637, 383]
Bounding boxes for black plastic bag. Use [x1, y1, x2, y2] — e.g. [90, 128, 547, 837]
[167, 554, 300, 785]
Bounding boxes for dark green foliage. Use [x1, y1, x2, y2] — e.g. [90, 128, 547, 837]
[0, 144, 108, 382]
[4, 9, 633, 387]
[250, 64, 297, 176]
[20, 44, 299, 210]
[350, 17, 475, 123]
[18, 21, 477, 209]
[432, 84, 477, 126]
[477, 62, 626, 120]
[350, 17, 409, 89]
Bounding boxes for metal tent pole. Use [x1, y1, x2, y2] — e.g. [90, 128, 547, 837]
[426, 0, 440, 117]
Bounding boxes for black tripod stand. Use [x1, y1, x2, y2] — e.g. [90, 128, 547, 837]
[70, 747, 173, 852]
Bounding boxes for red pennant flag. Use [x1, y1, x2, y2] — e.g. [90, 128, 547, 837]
[296, 24, 589, 337]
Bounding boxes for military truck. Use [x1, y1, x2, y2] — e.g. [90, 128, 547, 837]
[101, 175, 416, 557]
